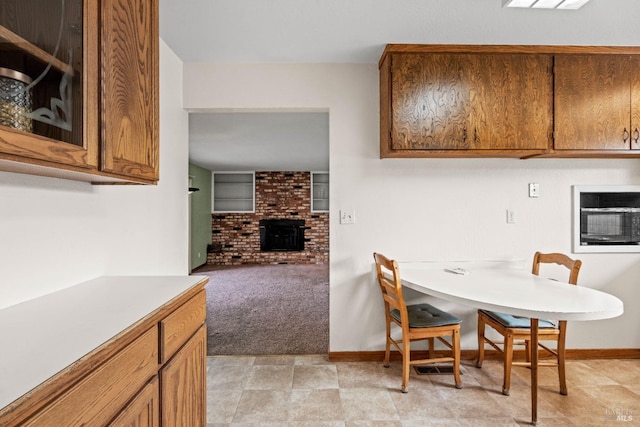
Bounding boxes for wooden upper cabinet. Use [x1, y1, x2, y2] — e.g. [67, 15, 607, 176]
[0, 0, 159, 183]
[100, 0, 159, 182]
[554, 54, 636, 152]
[380, 45, 640, 159]
[380, 45, 553, 158]
[629, 55, 640, 151]
[0, 0, 99, 171]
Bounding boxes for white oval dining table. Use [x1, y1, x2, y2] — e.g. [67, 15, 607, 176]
[397, 262, 624, 425]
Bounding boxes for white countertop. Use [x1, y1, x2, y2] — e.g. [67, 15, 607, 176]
[0, 275, 208, 410]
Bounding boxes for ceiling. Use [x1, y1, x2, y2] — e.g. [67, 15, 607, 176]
[158, 0, 624, 65]
[189, 112, 329, 172]
[158, 0, 635, 172]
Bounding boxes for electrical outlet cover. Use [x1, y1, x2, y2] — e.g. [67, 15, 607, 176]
[340, 210, 355, 224]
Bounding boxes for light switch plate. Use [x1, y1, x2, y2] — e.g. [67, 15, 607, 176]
[340, 210, 356, 224]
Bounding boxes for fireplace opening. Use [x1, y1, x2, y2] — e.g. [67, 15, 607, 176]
[259, 219, 305, 251]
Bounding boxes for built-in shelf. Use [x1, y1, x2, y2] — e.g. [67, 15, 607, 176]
[311, 172, 329, 212]
[212, 172, 255, 213]
[0, 25, 72, 74]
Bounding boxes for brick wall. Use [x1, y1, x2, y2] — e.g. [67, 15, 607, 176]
[207, 171, 329, 265]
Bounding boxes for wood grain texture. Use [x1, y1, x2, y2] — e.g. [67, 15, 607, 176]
[108, 377, 160, 427]
[160, 290, 206, 364]
[554, 55, 632, 151]
[379, 52, 392, 158]
[0, 126, 90, 166]
[631, 56, 640, 152]
[380, 44, 640, 67]
[160, 325, 207, 427]
[389, 53, 552, 151]
[23, 327, 158, 426]
[100, 0, 158, 182]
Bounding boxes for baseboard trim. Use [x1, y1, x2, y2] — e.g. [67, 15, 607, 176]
[328, 348, 640, 362]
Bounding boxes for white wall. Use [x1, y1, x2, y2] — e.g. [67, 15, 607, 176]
[184, 65, 640, 352]
[0, 40, 189, 310]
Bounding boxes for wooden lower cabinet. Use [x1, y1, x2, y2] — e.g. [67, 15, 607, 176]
[109, 377, 160, 427]
[160, 325, 207, 427]
[0, 285, 206, 427]
[22, 327, 159, 426]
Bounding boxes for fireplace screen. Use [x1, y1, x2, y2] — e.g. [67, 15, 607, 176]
[259, 219, 305, 251]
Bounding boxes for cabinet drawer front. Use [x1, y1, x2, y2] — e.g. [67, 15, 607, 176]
[24, 327, 158, 426]
[160, 290, 206, 363]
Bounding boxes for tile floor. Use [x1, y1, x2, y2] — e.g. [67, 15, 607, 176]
[207, 356, 640, 426]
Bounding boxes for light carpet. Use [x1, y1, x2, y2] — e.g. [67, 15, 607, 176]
[195, 263, 329, 355]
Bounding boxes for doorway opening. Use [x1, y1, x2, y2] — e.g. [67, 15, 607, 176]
[188, 110, 330, 355]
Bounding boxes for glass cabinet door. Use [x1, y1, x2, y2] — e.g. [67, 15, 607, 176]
[0, 0, 97, 168]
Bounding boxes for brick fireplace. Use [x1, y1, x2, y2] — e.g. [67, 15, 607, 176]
[207, 171, 329, 265]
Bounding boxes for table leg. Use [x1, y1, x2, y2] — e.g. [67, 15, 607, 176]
[531, 318, 539, 425]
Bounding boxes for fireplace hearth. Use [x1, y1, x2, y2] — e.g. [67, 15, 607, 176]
[259, 219, 305, 251]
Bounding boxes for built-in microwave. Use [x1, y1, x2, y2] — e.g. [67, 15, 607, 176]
[574, 185, 640, 253]
[580, 208, 640, 245]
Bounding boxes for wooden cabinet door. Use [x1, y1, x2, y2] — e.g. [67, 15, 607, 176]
[100, 0, 159, 182]
[160, 325, 206, 427]
[108, 377, 160, 427]
[554, 55, 632, 151]
[390, 53, 552, 151]
[390, 53, 466, 150]
[0, 0, 99, 170]
[466, 54, 552, 151]
[631, 55, 640, 151]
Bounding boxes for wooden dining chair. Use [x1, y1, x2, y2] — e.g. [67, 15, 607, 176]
[373, 252, 462, 393]
[476, 252, 582, 396]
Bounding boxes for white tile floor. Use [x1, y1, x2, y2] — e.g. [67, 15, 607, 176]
[206, 355, 640, 426]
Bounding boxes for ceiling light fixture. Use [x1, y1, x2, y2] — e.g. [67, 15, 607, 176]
[503, 0, 591, 9]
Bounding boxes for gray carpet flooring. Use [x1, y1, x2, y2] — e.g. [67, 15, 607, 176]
[194, 263, 329, 355]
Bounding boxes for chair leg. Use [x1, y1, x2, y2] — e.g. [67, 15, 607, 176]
[401, 338, 410, 393]
[383, 322, 391, 368]
[428, 337, 435, 359]
[453, 329, 462, 389]
[476, 313, 485, 368]
[502, 333, 514, 396]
